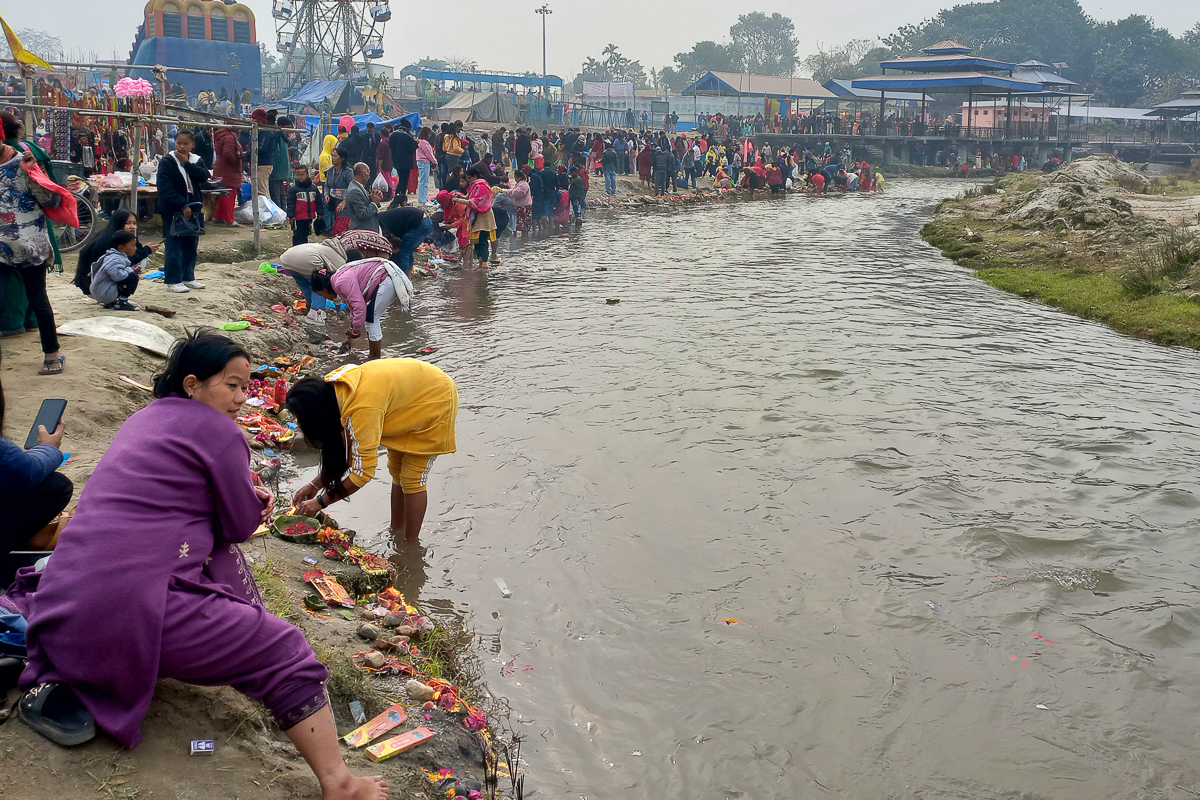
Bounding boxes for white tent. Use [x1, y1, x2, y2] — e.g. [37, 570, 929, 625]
[432, 91, 520, 123]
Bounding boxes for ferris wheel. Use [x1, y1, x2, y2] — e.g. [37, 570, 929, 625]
[272, 0, 390, 90]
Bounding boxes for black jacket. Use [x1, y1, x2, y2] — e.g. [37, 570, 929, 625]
[156, 154, 209, 216]
[389, 128, 418, 171]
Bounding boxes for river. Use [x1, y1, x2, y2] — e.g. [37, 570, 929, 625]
[324, 179, 1200, 799]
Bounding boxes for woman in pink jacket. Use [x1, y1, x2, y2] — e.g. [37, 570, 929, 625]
[415, 128, 436, 206]
[311, 258, 414, 360]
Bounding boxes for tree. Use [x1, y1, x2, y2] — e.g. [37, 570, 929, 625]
[0, 28, 62, 63]
[671, 40, 740, 87]
[445, 56, 478, 73]
[259, 42, 281, 74]
[729, 12, 799, 76]
[573, 44, 649, 93]
[1091, 15, 1188, 105]
[415, 58, 448, 71]
[881, 0, 1095, 83]
[802, 39, 875, 84]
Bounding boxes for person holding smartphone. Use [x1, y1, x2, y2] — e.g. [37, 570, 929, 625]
[0, 377, 72, 557]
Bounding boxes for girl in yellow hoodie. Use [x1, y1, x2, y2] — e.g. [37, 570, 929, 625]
[316, 134, 336, 185]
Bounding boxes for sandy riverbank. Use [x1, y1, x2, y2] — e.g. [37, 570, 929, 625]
[922, 155, 1200, 348]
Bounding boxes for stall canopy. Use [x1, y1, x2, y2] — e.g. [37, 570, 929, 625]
[278, 80, 364, 114]
[824, 79, 923, 102]
[682, 71, 835, 100]
[431, 91, 519, 123]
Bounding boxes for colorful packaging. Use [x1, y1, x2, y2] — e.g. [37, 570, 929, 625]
[342, 704, 409, 748]
[304, 571, 355, 608]
[365, 726, 436, 762]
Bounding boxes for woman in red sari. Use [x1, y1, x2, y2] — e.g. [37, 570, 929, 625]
[636, 144, 653, 189]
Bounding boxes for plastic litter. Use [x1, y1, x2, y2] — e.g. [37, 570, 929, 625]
[142, 270, 165, 280]
[190, 739, 214, 756]
[495, 578, 512, 598]
[258, 262, 279, 274]
[1035, 703, 1049, 710]
[348, 700, 367, 726]
[221, 321, 251, 331]
[235, 196, 288, 226]
[924, 600, 943, 613]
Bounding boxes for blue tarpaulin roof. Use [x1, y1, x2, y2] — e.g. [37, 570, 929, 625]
[298, 112, 382, 133]
[278, 80, 365, 113]
[381, 112, 422, 130]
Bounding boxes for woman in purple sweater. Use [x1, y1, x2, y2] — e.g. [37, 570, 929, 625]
[7, 330, 387, 800]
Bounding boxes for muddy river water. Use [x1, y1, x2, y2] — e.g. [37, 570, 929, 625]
[323, 179, 1200, 798]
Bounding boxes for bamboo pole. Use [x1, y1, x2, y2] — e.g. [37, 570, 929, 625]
[250, 121, 260, 255]
[129, 124, 141, 215]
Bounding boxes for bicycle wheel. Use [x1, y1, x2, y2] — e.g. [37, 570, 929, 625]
[56, 194, 97, 253]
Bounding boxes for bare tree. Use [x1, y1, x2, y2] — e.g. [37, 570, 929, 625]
[0, 28, 63, 62]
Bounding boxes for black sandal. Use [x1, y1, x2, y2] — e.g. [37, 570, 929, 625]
[17, 682, 96, 746]
[37, 356, 65, 376]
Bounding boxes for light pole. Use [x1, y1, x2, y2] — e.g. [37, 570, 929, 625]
[535, 4, 551, 102]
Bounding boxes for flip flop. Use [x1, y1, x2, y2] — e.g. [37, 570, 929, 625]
[37, 356, 65, 376]
[18, 682, 96, 746]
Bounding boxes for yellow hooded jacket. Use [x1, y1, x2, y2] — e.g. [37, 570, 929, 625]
[317, 134, 337, 184]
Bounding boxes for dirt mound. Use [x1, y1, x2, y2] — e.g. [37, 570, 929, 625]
[1057, 153, 1150, 188]
[1002, 155, 1158, 235]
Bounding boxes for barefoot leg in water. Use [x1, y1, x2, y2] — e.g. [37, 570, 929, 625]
[283, 705, 389, 800]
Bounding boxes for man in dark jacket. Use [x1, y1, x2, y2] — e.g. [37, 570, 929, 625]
[387, 119, 418, 208]
[652, 147, 673, 195]
[601, 142, 619, 194]
[539, 163, 559, 221]
[514, 129, 531, 168]
[362, 122, 381, 180]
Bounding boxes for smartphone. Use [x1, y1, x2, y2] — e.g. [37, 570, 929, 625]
[25, 398, 67, 450]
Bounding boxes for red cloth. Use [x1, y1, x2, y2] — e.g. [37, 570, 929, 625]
[212, 128, 243, 190]
[213, 193, 236, 223]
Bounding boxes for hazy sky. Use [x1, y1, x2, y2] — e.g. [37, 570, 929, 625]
[24, 0, 1200, 78]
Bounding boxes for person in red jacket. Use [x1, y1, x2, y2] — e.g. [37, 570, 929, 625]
[211, 126, 243, 226]
[808, 169, 825, 195]
[285, 164, 326, 246]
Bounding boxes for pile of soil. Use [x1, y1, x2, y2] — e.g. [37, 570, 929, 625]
[1000, 155, 1159, 238]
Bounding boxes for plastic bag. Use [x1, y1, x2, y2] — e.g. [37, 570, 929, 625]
[234, 196, 288, 226]
[370, 172, 389, 193]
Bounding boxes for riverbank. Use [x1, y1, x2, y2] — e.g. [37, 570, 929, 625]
[0, 223, 516, 798]
[922, 154, 1200, 348]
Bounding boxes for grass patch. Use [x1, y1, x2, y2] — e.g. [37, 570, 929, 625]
[977, 264, 1200, 347]
[251, 558, 303, 624]
[1119, 227, 1199, 297]
[313, 643, 390, 717]
[997, 171, 1042, 194]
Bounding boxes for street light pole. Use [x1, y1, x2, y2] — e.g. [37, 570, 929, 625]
[536, 4, 551, 102]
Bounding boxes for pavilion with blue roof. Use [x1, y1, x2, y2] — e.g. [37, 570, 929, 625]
[851, 40, 1043, 136]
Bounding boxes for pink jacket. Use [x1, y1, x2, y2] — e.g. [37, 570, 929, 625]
[467, 179, 493, 213]
[505, 180, 532, 207]
[416, 139, 436, 164]
[330, 258, 392, 334]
